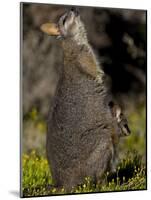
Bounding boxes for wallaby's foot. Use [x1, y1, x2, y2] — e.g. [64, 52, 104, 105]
[46, 184, 66, 193]
[110, 164, 117, 173]
[95, 178, 107, 188]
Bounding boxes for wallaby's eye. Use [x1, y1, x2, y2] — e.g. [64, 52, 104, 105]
[120, 113, 123, 118]
[124, 124, 127, 128]
[108, 101, 114, 108]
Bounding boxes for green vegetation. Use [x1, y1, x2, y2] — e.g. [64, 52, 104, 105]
[22, 150, 146, 197]
[22, 105, 146, 197]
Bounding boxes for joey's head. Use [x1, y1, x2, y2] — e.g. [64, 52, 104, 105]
[41, 8, 87, 44]
[109, 101, 131, 137]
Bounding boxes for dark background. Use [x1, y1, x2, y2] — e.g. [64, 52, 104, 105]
[22, 3, 146, 116]
[22, 3, 146, 158]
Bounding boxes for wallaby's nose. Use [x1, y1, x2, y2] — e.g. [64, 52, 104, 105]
[70, 7, 79, 16]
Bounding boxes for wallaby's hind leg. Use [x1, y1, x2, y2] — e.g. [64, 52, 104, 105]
[95, 147, 114, 185]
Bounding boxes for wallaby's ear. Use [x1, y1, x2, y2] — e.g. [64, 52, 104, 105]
[108, 101, 121, 122]
[115, 106, 122, 122]
[40, 23, 61, 36]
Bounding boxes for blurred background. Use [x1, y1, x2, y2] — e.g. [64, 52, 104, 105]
[22, 3, 146, 162]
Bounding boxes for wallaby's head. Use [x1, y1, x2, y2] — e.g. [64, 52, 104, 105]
[41, 8, 87, 43]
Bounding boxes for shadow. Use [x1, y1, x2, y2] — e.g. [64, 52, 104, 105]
[9, 190, 20, 197]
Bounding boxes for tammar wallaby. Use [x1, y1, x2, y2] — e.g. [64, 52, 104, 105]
[41, 8, 131, 191]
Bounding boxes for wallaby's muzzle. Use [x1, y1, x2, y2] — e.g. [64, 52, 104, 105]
[70, 7, 79, 16]
[57, 8, 79, 38]
[40, 7, 80, 39]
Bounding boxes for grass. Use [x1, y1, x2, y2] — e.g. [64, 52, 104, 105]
[22, 150, 146, 197]
[22, 104, 146, 197]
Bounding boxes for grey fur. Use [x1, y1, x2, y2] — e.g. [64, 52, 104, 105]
[46, 9, 123, 190]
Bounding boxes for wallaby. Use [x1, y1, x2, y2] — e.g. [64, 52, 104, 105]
[109, 101, 131, 137]
[41, 8, 130, 191]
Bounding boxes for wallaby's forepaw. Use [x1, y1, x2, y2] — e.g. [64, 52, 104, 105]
[95, 73, 103, 84]
[94, 73, 104, 93]
[95, 86, 104, 93]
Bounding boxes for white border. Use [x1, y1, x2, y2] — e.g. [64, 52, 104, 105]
[0, 0, 150, 199]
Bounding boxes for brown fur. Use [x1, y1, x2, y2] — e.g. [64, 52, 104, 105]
[41, 8, 129, 191]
